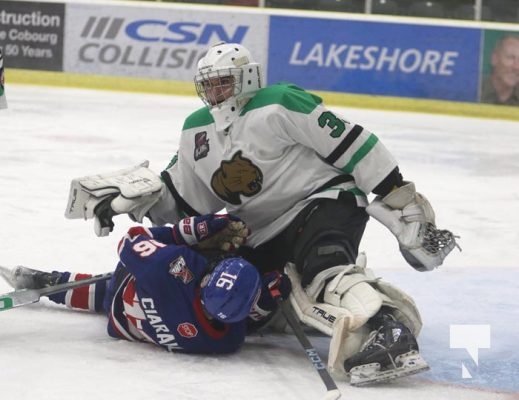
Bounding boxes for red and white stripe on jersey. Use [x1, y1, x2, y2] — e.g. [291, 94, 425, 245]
[121, 277, 155, 343]
[177, 217, 198, 245]
[121, 277, 146, 340]
[63, 273, 97, 311]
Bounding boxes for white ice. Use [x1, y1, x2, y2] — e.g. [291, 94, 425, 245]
[0, 84, 518, 400]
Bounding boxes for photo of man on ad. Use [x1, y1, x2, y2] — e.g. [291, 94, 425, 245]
[480, 32, 519, 106]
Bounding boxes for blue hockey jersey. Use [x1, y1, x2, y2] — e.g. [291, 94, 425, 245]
[106, 226, 247, 354]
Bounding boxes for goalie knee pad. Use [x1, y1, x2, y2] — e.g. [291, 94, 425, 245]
[298, 236, 357, 289]
[292, 196, 368, 287]
[286, 255, 383, 335]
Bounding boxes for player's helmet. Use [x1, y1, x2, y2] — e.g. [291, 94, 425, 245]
[194, 42, 262, 131]
[201, 257, 261, 323]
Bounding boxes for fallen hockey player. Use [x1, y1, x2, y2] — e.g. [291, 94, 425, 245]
[1, 214, 292, 354]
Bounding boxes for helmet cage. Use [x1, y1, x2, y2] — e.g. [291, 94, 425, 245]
[194, 68, 243, 108]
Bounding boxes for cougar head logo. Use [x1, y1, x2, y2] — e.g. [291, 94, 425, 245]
[211, 151, 263, 205]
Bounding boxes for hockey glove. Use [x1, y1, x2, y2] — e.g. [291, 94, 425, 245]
[172, 214, 249, 252]
[249, 271, 291, 323]
[366, 181, 459, 271]
[247, 271, 290, 333]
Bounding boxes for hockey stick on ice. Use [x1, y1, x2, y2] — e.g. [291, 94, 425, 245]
[274, 292, 342, 400]
[0, 271, 112, 312]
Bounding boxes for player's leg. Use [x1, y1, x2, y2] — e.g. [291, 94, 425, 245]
[0, 265, 108, 312]
[287, 192, 428, 384]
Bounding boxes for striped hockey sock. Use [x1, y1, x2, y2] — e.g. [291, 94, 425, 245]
[48, 272, 108, 312]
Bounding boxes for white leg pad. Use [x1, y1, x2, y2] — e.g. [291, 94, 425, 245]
[372, 280, 423, 336]
[324, 272, 383, 331]
[328, 318, 370, 379]
[287, 264, 357, 336]
[285, 253, 423, 377]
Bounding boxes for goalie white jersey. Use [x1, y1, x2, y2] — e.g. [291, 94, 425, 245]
[154, 83, 397, 246]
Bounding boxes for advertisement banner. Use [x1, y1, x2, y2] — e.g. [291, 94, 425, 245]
[268, 16, 481, 102]
[64, 3, 269, 81]
[0, 1, 64, 71]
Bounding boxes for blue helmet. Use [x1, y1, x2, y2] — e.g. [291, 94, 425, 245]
[201, 257, 261, 323]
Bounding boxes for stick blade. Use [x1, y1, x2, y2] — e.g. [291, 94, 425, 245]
[0, 289, 40, 311]
[322, 389, 341, 400]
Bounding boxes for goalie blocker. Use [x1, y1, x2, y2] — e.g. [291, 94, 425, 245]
[64, 161, 164, 237]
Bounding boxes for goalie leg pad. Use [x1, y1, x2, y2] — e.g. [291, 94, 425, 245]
[372, 280, 423, 336]
[324, 271, 383, 331]
[328, 318, 370, 379]
[286, 259, 384, 335]
[286, 263, 355, 336]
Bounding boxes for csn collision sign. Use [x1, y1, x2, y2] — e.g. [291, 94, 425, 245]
[64, 4, 267, 80]
[78, 18, 248, 68]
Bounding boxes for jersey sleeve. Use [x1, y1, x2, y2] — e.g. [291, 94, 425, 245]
[118, 233, 207, 283]
[268, 85, 398, 194]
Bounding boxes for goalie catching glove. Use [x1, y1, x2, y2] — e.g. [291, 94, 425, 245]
[119, 214, 249, 252]
[64, 161, 164, 236]
[366, 182, 459, 271]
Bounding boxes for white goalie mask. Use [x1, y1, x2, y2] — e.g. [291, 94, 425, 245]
[194, 42, 262, 131]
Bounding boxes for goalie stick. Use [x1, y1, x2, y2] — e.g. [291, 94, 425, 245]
[0, 270, 113, 312]
[274, 292, 342, 400]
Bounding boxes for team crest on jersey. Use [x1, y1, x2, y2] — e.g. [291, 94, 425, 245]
[211, 151, 263, 205]
[169, 256, 194, 284]
[177, 322, 198, 338]
[194, 131, 209, 161]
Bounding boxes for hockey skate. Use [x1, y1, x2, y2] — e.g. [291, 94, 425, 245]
[0, 266, 61, 290]
[344, 314, 430, 386]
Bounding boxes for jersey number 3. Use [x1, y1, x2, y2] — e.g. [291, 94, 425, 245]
[318, 111, 346, 138]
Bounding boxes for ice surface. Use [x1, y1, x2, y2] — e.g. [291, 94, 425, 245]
[0, 84, 518, 400]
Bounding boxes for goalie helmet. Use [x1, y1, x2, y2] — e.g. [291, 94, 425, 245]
[201, 257, 261, 323]
[194, 42, 262, 131]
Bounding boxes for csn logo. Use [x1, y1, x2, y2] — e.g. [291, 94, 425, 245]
[78, 16, 249, 68]
[125, 20, 248, 44]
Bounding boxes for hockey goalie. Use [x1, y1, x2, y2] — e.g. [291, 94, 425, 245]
[63, 42, 459, 386]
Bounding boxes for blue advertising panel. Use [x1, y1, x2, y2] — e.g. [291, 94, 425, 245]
[268, 16, 481, 102]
